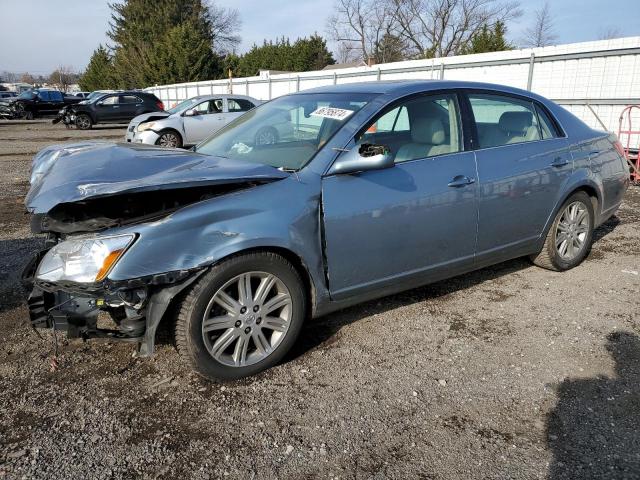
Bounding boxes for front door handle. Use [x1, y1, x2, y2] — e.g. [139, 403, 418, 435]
[550, 157, 568, 167]
[448, 175, 475, 188]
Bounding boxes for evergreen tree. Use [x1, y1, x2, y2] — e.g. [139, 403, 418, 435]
[107, 0, 224, 88]
[79, 45, 114, 91]
[375, 33, 406, 63]
[461, 21, 513, 55]
[232, 35, 335, 77]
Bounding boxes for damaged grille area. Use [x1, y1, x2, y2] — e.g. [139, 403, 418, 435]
[34, 182, 265, 234]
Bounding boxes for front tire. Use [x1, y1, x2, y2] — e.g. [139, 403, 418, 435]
[175, 252, 307, 381]
[75, 113, 92, 130]
[531, 191, 594, 271]
[155, 130, 183, 148]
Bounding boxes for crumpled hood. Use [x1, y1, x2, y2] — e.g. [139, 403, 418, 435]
[26, 142, 289, 214]
[129, 111, 171, 126]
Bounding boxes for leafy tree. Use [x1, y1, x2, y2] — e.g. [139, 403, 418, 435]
[292, 35, 335, 71]
[231, 35, 334, 77]
[375, 33, 406, 63]
[79, 45, 114, 91]
[152, 21, 220, 84]
[461, 21, 513, 54]
[105, 0, 239, 88]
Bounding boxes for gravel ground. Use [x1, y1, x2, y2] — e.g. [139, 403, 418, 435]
[0, 120, 638, 480]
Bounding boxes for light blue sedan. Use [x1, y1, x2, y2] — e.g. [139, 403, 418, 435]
[24, 80, 630, 381]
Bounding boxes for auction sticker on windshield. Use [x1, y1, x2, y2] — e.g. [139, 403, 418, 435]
[310, 107, 354, 121]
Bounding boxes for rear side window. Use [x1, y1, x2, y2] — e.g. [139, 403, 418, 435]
[535, 104, 561, 139]
[228, 98, 254, 112]
[469, 94, 542, 148]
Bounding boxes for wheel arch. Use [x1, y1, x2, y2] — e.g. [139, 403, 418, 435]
[155, 128, 183, 145]
[540, 179, 602, 244]
[210, 245, 317, 318]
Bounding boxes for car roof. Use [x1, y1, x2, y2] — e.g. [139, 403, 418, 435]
[177, 94, 258, 102]
[293, 80, 548, 102]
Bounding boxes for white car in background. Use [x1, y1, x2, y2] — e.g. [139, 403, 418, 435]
[125, 94, 260, 148]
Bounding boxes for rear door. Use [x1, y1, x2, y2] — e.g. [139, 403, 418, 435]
[183, 98, 226, 144]
[118, 94, 143, 121]
[466, 91, 571, 261]
[225, 98, 256, 123]
[322, 92, 478, 299]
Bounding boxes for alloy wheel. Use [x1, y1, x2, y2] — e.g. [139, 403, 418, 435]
[76, 115, 91, 129]
[158, 132, 179, 148]
[555, 201, 590, 260]
[201, 271, 292, 367]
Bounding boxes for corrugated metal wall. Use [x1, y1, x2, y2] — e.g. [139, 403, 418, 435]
[146, 37, 640, 146]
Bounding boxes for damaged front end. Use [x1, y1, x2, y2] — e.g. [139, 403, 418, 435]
[23, 142, 290, 355]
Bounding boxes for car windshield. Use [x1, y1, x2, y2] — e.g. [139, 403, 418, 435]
[195, 93, 373, 170]
[167, 98, 201, 114]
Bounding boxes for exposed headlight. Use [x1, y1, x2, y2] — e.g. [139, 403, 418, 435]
[137, 121, 156, 132]
[36, 234, 135, 283]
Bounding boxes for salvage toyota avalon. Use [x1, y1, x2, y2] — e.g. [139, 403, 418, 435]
[23, 80, 629, 381]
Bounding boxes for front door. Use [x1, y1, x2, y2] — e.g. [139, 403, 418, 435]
[322, 93, 478, 300]
[183, 98, 226, 145]
[95, 95, 121, 122]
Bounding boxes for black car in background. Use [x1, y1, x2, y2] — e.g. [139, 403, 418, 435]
[1, 89, 81, 119]
[63, 91, 164, 129]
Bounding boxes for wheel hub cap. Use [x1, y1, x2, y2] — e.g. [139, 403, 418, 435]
[555, 201, 589, 260]
[201, 271, 292, 367]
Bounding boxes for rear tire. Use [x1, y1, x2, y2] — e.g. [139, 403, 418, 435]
[75, 113, 92, 130]
[175, 252, 306, 381]
[531, 191, 594, 271]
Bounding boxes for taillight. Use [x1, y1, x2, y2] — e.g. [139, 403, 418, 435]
[156, 100, 164, 111]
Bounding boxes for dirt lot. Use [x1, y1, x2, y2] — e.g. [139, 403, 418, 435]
[0, 119, 638, 480]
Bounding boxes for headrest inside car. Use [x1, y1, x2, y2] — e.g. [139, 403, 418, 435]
[412, 117, 446, 145]
[499, 111, 533, 134]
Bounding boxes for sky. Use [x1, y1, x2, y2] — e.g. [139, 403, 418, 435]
[0, 0, 639, 75]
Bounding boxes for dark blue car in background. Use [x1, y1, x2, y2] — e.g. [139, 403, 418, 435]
[24, 80, 630, 381]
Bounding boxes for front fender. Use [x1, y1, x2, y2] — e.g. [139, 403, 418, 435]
[106, 175, 328, 304]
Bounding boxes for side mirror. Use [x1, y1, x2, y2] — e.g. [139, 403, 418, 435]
[184, 109, 197, 117]
[330, 144, 394, 175]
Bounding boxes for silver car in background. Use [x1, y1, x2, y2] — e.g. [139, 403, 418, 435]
[125, 94, 260, 148]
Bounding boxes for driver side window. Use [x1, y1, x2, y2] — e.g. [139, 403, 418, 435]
[194, 99, 223, 114]
[101, 96, 118, 105]
[360, 94, 462, 163]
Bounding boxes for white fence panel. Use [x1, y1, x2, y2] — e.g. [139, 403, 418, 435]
[146, 37, 640, 146]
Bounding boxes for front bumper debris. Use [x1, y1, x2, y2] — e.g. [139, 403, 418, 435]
[22, 250, 206, 355]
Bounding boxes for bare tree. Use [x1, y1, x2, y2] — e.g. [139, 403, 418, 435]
[598, 26, 622, 40]
[0, 71, 19, 83]
[327, 0, 398, 63]
[48, 65, 76, 93]
[521, 1, 557, 48]
[207, 2, 242, 54]
[390, 0, 522, 58]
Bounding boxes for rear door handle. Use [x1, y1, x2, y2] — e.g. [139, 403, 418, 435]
[448, 175, 475, 188]
[550, 157, 569, 167]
